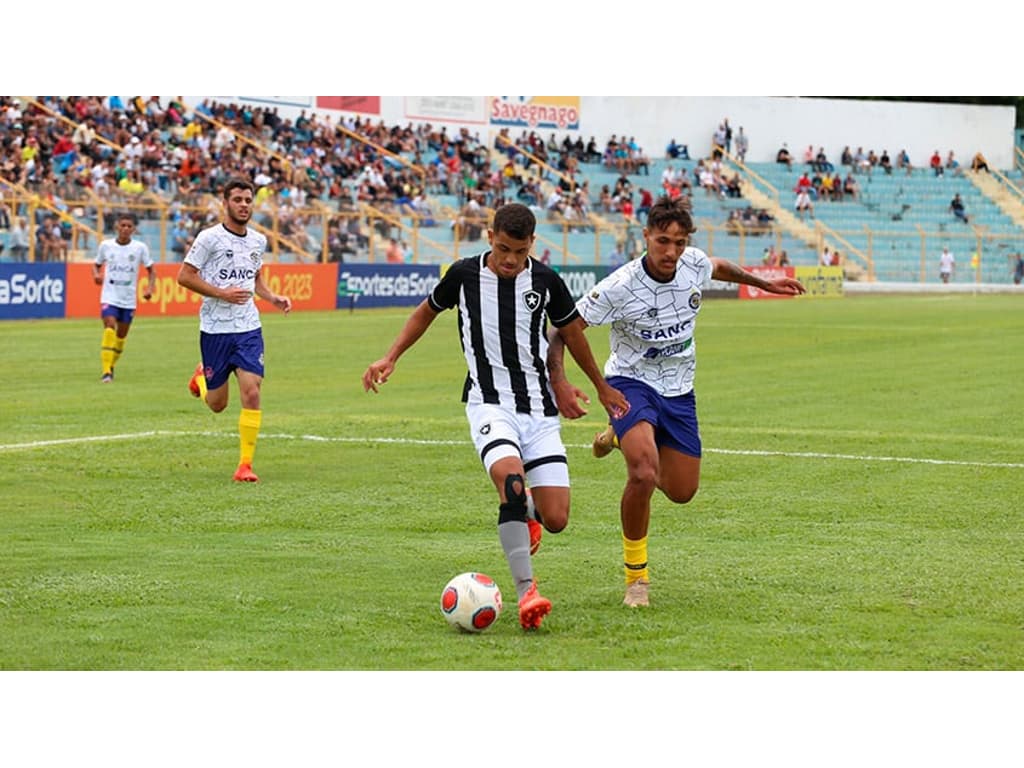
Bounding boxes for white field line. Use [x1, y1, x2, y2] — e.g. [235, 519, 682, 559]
[1, 430, 1022, 469]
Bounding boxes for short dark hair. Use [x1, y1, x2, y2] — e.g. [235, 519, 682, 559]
[115, 212, 137, 225]
[491, 203, 536, 240]
[223, 176, 255, 199]
[647, 195, 696, 234]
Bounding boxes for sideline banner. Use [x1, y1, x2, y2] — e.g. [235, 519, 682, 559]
[337, 264, 441, 309]
[738, 266, 797, 300]
[0, 264, 66, 319]
[65, 263, 339, 318]
[794, 265, 844, 298]
[551, 265, 609, 302]
[705, 278, 740, 300]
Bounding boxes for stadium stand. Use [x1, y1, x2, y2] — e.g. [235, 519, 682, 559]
[2, 95, 1022, 283]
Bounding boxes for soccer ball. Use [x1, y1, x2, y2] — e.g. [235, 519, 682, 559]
[440, 572, 503, 633]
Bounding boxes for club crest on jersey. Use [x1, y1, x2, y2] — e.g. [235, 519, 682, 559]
[523, 290, 541, 311]
[249, 251, 260, 264]
[689, 291, 702, 310]
[646, 308, 658, 318]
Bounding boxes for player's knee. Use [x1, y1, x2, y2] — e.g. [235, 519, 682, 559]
[498, 473, 528, 524]
[206, 395, 228, 413]
[663, 484, 699, 505]
[540, 508, 568, 534]
[625, 462, 658, 493]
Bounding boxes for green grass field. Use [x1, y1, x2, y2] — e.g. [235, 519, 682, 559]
[1, 294, 1022, 671]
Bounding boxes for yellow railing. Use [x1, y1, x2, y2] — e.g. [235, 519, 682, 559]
[717, 144, 781, 208]
[332, 123, 425, 181]
[186, 104, 292, 169]
[19, 96, 126, 158]
[814, 220, 872, 277]
[492, 132, 578, 192]
[0, 177, 104, 262]
[989, 165, 1024, 204]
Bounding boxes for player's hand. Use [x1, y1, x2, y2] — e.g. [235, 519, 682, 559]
[363, 359, 395, 393]
[598, 383, 630, 420]
[766, 278, 806, 295]
[552, 378, 589, 419]
[222, 286, 254, 304]
[274, 295, 292, 314]
[143, 286, 154, 301]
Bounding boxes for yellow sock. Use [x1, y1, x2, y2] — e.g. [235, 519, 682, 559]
[623, 534, 649, 584]
[238, 408, 262, 466]
[101, 327, 117, 374]
[112, 335, 125, 368]
[196, 365, 208, 399]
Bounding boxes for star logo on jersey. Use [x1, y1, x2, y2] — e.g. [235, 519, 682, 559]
[523, 290, 541, 311]
[688, 291, 702, 310]
[479, 423, 491, 435]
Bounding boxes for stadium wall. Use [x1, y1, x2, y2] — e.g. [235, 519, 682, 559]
[2, 262, 848, 321]
[189, 96, 1016, 170]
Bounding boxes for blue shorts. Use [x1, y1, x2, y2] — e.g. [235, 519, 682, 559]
[199, 328, 265, 390]
[101, 304, 135, 324]
[607, 376, 701, 458]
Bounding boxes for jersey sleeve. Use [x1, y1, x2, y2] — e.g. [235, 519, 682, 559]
[140, 242, 154, 268]
[695, 248, 713, 288]
[575, 274, 621, 327]
[428, 260, 464, 311]
[545, 272, 580, 328]
[183, 230, 208, 269]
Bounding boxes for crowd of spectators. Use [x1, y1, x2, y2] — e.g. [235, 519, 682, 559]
[0, 95, 464, 260]
[726, 206, 775, 235]
[2, 97, 1010, 267]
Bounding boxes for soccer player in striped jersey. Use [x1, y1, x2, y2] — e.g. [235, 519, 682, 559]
[177, 177, 292, 483]
[548, 196, 805, 607]
[91, 212, 156, 383]
[362, 203, 629, 630]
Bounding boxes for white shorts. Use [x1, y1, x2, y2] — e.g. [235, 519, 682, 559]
[466, 403, 569, 488]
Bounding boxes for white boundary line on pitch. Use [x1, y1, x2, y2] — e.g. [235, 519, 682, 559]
[1, 430, 1022, 469]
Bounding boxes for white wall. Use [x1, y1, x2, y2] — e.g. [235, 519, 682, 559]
[189, 96, 1017, 170]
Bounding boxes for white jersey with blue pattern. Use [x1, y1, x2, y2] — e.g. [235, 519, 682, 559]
[96, 237, 153, 309]
[184, 223, 267, 334]
[576, 247, 712, 397]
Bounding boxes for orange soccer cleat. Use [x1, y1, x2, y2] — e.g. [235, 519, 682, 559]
[233, 463, 259, 483]
[517, 581, 552, 630]
[527, 518, 543, 556]
[188, 363, 205, 398]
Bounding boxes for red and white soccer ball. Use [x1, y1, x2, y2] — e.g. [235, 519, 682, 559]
[440, 572, 503, 633]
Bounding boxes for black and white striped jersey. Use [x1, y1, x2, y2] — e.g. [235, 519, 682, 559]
[429, 251, 580, 416]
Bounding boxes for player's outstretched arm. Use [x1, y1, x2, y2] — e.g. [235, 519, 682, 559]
[711, 257, 806, 295]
